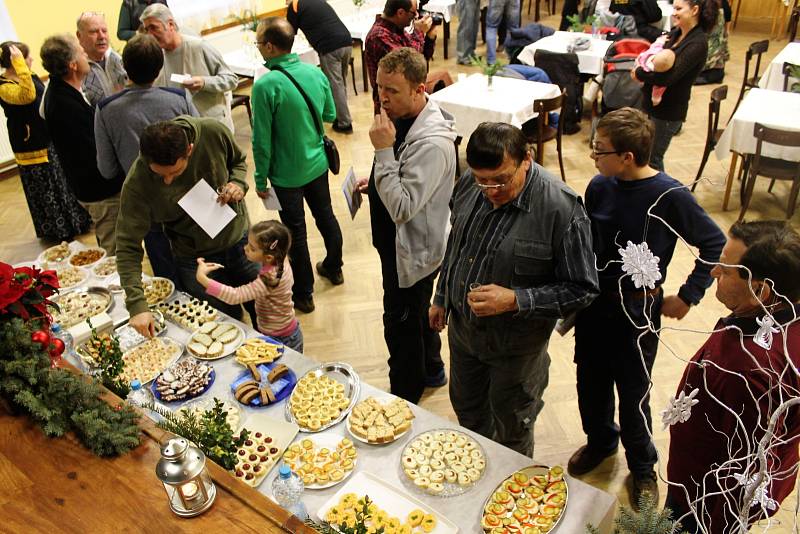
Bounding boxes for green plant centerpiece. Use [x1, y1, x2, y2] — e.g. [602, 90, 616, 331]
[587, 493, 689, 534]
[469, 55, 506, 89]
[85, 324, 130, 399]
[233, 9, 260, 33]
[306, 496, 383, 534]
[148, 399, 249, 471]
[788, 64, 800, 93]
[566, 13, 598, 33]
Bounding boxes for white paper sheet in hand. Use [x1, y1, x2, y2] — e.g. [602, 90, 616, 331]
[341, 166, 362, 220]
[177, 179, 237, 239]
[261, 188, 282, 211]
[170, 73, 191, 84]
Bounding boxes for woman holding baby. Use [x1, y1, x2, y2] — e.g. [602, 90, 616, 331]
[632, 0, 720, 172]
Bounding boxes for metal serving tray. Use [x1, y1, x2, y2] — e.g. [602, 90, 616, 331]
[52, 286, 114, 328]
[285, 361, 361, 433]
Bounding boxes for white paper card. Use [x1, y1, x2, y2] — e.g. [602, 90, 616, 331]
[170, 73, 191, 84]
[261, 188, 282, 211]
[341, 166, 362, 220]
[177, 179, 236, 239]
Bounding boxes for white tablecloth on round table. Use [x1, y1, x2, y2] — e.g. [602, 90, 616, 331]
[423, 0, 457, 22]
[517, 31, 613, 76]
[429, 73, 563, 139]
[758, 42, 800, 92]
[715, 88, 800, 162]
[56, 256, 618, 534]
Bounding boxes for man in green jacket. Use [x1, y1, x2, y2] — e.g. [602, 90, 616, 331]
[117, 115, 259, 337]
[252, 17, 343, 313]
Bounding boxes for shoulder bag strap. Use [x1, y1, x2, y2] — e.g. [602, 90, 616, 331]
[271, 64, 324, 139]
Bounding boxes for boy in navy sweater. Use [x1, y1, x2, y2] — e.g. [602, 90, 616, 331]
[568, 108, 725, 509]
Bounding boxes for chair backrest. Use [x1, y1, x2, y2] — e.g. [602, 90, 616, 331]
[783, 62, 798, 92]
[745, 40, 770, 83]
[533, 90, 566, 141]
[789, 6, 799, 42]
[751, 122, 800, 179]
[708, 84, 728, 139]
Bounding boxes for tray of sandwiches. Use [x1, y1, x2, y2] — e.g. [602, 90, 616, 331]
[230, 413, 298, 488]
[51, 286, 113, 328]
[285, 362, 360, 432]
[186, 321, 245, 360]
[346, 396, 414, 445]
[480, 464, 568, 533]
[318, 472, 458, 533]
[157, 294, 218, 331]
[118, 336, 184, 384]
[399, 429, 487, 498]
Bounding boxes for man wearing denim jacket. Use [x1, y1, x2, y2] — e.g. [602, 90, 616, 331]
[362, 48, 457, 404]
[429, 122, 599, 456]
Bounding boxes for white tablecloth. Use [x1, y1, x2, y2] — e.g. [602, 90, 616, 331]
[758, 42, 800, 92]
[57, 264, 617, 534]
[221, 39, 319, 79]
[715, 88, 800, 162]
[429, 73, 562, 139]
[517, 31, 613, 75]
[423, 0, 457, 22]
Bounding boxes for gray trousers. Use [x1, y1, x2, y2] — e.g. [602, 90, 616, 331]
[456, 0, 481, 63]
[319, 45, 353, 128]
[79, 193, 120, 255]
[448, 310, 551, 457]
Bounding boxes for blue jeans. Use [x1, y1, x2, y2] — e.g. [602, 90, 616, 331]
[269, 323, 304, 354]
[175, 234, 260, 323]
[144, 224, 180, 289]
[272, 171, 343, 300]
[486, 0, 520, 64]
[456, 0, 481, 62]
[649, 117, 683, 172]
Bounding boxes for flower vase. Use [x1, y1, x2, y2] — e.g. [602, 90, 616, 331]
[487, 75, 494, 91]
[243, 29, 259, 62]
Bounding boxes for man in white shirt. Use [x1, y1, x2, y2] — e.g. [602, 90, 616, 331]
[76, 11, 127, 106]
[141, 4, 239, 131]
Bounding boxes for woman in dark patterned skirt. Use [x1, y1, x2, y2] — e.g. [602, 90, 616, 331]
[0, 41, 91, 242]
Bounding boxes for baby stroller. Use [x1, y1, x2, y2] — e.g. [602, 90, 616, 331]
[587, 38, 650, 140]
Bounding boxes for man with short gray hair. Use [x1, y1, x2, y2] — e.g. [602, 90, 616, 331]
[141, 3, 238, 131]
[76, 11, 127, 106]
[41, 34, 123, 254]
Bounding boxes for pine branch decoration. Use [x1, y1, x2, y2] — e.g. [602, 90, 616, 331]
[587, 493, 688, 534]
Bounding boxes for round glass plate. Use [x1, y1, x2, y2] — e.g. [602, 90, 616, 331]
[282, 433, 357, 490]
[398, 428, 487, 498]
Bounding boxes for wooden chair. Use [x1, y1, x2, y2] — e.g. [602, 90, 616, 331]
[729, 40, 769, 122]
[789, 5, 800, 42]
[231, 94, 252, 125]
[783, 62, 798, 92]
[524, 90, 567, 182]
[692, 85, 728, 192]
[738, 123, 800, 221]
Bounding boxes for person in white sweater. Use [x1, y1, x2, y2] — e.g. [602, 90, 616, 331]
[140, 3, 238, 131]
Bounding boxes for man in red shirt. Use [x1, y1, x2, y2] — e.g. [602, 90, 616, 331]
[666, 220, 800, 533]
[364, 0, 438, 112]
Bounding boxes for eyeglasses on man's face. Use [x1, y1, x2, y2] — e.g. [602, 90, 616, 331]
[590, 142, 620, 158]
[473, 162, 522, 190]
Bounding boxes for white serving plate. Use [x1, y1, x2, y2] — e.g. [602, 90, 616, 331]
[67, 247, 106, 268]
[143, 275, 176, 306]
[186, 321, 245, 361]
[231, 412, 299, 488]
[317, 471, 459, 533]
[284, 433, 357, 490]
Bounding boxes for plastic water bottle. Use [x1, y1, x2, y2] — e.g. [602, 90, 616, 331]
[272, 464, 308, 520]
[126, 379, 155, 408]
[50, 323, 73, 354]
[591, 18, 600, 39]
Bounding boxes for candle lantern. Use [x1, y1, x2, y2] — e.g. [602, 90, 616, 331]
[156, 438, 216, 517]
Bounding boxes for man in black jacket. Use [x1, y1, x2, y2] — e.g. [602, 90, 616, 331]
[610, 0, 663, 42]
[41, 34, 123, 254]
[287, 0, 354, 133]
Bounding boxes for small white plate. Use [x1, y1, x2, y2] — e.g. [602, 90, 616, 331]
[67, 247, 106, 268]
[283, 433, 357, 490]
[187, 322, 245, 360]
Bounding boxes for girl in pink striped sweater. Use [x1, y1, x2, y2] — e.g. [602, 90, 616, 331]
[195, 220, 303, 352]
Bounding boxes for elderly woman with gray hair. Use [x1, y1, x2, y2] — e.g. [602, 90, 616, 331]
[140, 3, 238, 131]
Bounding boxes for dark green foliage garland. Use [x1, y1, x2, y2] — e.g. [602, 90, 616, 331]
[587, 493, 688, 534]
[0, 317, 140, 457]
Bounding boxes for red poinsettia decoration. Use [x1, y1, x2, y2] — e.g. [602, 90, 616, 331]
[0, 262, 60, 326]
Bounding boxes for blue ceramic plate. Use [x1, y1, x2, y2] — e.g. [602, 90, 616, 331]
[230, 362, 297, 407]
[151, 366, 216, 404]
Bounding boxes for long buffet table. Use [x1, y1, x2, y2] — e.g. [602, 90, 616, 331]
[50, 251, 617, 533]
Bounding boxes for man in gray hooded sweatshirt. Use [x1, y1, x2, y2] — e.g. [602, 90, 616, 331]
[361, 47, 457, 404]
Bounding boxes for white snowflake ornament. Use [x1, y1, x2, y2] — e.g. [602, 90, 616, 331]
[733, 473, 778, 511]
[660, 388, 700, 429]
[619, 241, 662, 289]
[754, 315, 779, 350]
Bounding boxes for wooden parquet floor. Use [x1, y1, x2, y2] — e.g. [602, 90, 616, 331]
[1, 11, 798, 532]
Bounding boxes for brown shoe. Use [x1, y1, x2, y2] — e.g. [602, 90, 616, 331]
[631, 471, 659, 512]
[567, 444, 618, 476]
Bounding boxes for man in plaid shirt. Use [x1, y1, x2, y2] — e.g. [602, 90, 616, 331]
[364, 0, 438, 112]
